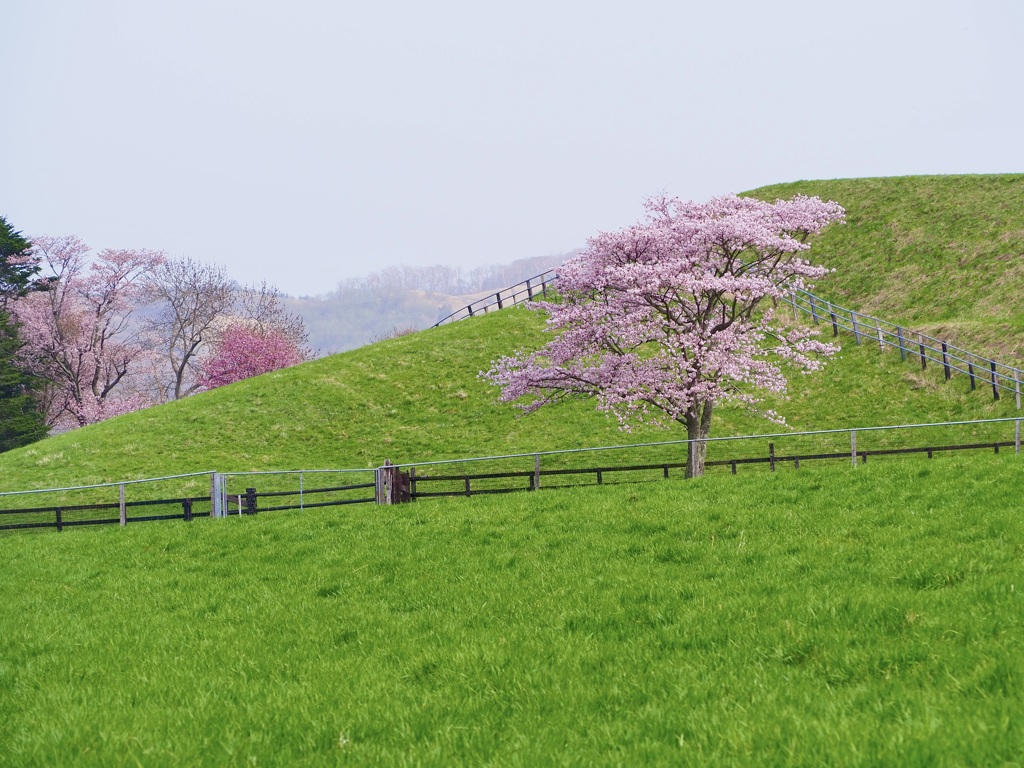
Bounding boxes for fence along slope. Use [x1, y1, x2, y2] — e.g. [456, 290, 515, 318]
[432, 270, 558, 326]
[434, 269, 1022, 406]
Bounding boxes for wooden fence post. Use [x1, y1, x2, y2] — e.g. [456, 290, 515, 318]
[496, 292, 503, 310]
[55, 507, 63, 532]
[790, 292, 798, 321]
[533, 454, 541, 490]
[769, 442, 775, 472]
[809, 296, 819, 324]
[245, 488, 257, 515]
[829, 305, 839, 337]
[851, 312, 861, 344]
[897, 326, 906, 362]
[410, 467, 417, 499]
[183, 498, 193, 522]
[119, 484, 126, 527]
[918, 334, 926, 370]
[376, 460, 410, 504]
[968, 363, 977, 391]
[941, 343, 951, 380]
[991, 362, 1000, 401]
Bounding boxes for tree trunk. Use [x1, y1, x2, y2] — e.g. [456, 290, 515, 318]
[684, 401, 714, 478]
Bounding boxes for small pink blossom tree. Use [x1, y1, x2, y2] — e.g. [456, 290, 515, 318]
[482, 193, 846, 478]
[198, 323, 304, 389]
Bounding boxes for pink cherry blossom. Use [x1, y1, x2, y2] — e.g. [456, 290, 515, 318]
[481, 193, 845, 477]
[198, 323, 304, 389]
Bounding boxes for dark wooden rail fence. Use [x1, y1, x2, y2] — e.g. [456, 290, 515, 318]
[404, 437, 1019, 501]
[0, 496, 212, 532]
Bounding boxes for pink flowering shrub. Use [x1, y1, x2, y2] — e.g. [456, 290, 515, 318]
[199, 324, 304, 389]
[482, 193, 846, 477]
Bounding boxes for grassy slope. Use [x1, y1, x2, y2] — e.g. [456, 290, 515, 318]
[0, 308, 1018, 495]
[745, 174, 1024, 361]
[2, 455, 1022, 766]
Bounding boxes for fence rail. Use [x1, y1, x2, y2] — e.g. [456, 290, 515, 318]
[432, 270, 558, 326]
[789, 288, 1023, 405]
[1, 417, 1021, 533]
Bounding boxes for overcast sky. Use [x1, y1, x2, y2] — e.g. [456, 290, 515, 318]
[3, 0, 1022, 296]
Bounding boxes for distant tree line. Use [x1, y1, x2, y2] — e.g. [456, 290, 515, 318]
[0, 216, 309, 450]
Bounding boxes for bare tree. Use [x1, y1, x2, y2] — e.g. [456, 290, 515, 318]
[143, 257, 236, 400]
[236, 281, 311, 358]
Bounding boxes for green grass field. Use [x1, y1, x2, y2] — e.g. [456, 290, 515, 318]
[2, 454, 1022, 766]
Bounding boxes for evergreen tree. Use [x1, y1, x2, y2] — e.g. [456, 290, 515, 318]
[0, 309, 47, 451]
[0, 215, 42, 307]
[0, 216, 47, 451]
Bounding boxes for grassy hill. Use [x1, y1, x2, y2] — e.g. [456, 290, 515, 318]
[745, 174, 1024, 361]
[0, 307, 1018, 497]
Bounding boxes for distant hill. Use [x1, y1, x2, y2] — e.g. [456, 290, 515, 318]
[286, 253, 571, 354]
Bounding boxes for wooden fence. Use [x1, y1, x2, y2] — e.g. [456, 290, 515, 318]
[789, 288, 1023, 405]
[432, 270, 557, 326]
[2, 418, 1021, 533]
[435, 269, 1023, 406]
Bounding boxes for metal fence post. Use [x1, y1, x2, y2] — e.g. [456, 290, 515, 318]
[941, 343, 951, 380]
[897, 326, 906, 362]
[829, 305, 839, 337]
[851, 312, 861, 344]
[210, 473, 222, 518]
[533, 454, 541, 490]
[790, 291, 798, 321]
[851, 430, 857, 468]
[876, 322, 884, 351]
[299, 471, 304, 512]
[1016, 374, 1021, 410]
[1016, 420, 1021, 454]
[119, 484, 126, 527]
[769, 442, 775, 472]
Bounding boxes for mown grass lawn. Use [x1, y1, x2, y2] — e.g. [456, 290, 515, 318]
[2, 453, 1022, 766]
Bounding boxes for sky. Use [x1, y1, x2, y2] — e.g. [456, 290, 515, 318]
[3, 0, 1023, 297]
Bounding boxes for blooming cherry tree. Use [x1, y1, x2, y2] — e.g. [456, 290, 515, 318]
[482, 194, 846, 477]
[198, 323, 304, 389]
[13, 236, 164, 428]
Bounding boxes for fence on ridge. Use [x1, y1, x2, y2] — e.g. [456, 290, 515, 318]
[432, 270, 558, 326]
